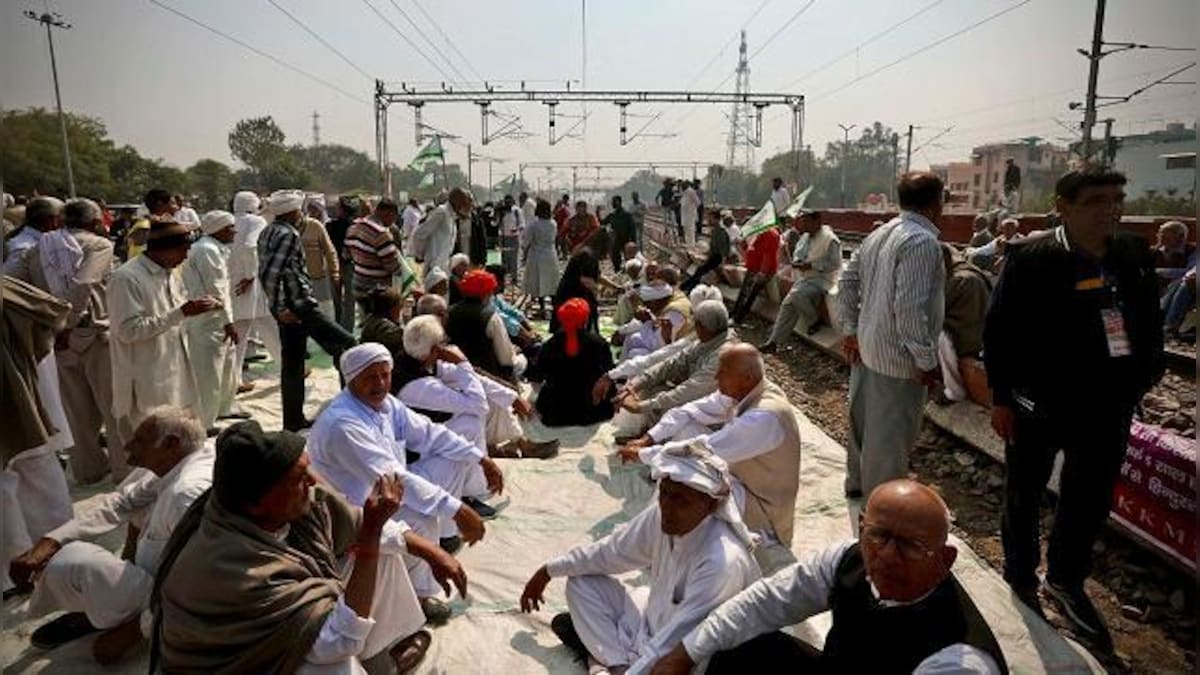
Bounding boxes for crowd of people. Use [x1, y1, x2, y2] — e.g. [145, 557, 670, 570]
[0, 162, 1184, 673]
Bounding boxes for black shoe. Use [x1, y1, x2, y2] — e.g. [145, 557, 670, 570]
[440, 535, 463, 554]
[217, 410, 252, 421]
[845, 489, 863, 499]
[284, 419, 314, 432]
[550, 612, 589, 664]
[1010, 582, 1046, 620]
[758, 341, 778, 354]
[206, 427, 221, 438]
[31, 612, 100, 650]
[244, 353, 268, 363]
[463, 496, 497, 520]
[1044, 581, 1113, 650]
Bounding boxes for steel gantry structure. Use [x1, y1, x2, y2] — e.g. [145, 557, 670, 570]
[373, 80, 805, 195]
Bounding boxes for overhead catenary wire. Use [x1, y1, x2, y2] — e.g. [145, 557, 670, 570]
[384, 0, 470, 83]
[264, 0, 374, 81]
[360, 0, 456, 83]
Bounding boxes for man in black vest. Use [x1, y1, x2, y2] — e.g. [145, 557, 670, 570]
[650, 479, 1006, 675]
[445, 269, 520, 383]
[984, 167, 1162, 648]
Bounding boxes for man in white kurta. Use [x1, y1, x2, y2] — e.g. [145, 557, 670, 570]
[761, 212, 842, 352]
[680, 182, 700, 247]
[412, 188, 471, 275]
[108, 220, 220, 437]
[228, 191, 281, 387]
[9, 408, 212, 661]
[307, 344, 499, 608]
[520, 443, 760, 675]
[181, 211, 240, 428]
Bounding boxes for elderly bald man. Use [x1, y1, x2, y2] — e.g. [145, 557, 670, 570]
[307, 343, 501, 624]
[651, 479, 1007, 675]
[621, 342, 801, 573]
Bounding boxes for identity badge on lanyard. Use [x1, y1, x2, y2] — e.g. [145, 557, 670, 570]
[1100, 277, 1131, 357]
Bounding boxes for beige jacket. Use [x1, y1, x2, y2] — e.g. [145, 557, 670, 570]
[729, 379, 802, 546]
[298, 217, 339, 282]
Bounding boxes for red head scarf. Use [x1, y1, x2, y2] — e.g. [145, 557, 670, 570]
[556, 297, 591, 357]
[459, 269, 497, 299]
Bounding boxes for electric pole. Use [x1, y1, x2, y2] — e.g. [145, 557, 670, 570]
[837, 123, 856, 208]
[904, 124, 914, 174]
[311, 111, 320, 146]
[25, 9, 75, 197]
[1079, 0, 1107, 162]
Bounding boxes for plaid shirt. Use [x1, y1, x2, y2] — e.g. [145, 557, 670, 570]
[258, 219, 316, 315]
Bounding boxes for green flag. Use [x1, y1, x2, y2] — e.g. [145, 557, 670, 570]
[740, 199, 778, 239]
[408, 136, 444, 171]
[397, 254, 418, 297]
[418, 172, 436, 188]
[782, 185, 815, 220]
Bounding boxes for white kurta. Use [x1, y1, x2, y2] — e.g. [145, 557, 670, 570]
[107, 254, 196, 428]
[680, 188, 700, 247]
[545, 503, 760, 674]
[181, 236, 237, 426]
[229, 211, 281, 379]
[400, 205, 423, 255]
[308, 390, 485, 596]
[29, 444, 216, 630]
[397, 361, 490, 451]
[411, 204, 458, 275]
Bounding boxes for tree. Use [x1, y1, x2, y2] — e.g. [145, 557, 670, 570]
[0, 108, 116, 198]
[228, 116, 286, 187]
[186, 159, 236, 210]
[289, 144, 378, 194]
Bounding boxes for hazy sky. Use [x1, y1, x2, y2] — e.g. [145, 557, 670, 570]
[2, 0, 1195, 189]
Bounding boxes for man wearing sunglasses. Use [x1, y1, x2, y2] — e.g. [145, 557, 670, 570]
[650, 479, 1006, 675]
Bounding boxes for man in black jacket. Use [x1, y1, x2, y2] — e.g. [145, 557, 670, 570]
[983, 167, 1163, 649]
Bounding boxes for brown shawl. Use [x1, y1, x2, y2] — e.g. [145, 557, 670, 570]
[153, 487, 361, 674]
[0, 276, 70, 464]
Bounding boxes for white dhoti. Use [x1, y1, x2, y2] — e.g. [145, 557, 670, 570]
[187, 319, 238, 427]
[681, 211, 697, 247]
[2, 352, 74, 593]
[28, 541, 153, 629]
[400, 455, 486, 596]
[564, 575, 648, 668]
[484, 402, 523, 447]
[937, 331, 967, 402]
[655, 419, 715, 444]
[233, 316, 282, 384]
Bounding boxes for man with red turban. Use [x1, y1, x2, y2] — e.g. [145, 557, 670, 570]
[445, 269, 523, 383]
[535, 298, 616, 426]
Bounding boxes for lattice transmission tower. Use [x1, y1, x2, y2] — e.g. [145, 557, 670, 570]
[725, 30, 755, 171]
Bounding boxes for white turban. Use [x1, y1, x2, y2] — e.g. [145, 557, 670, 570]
[646, 441, 757, 550]
[266, 189, 305, 216]
[688, 284, 723, 307]
[638, 282, 673, 302]
[449, 253, 470, 274]
[201, 210, 235, 235]
[339, 343, 393, 383]
[423, 266, 449, 292]
[232, 191, 260, 215]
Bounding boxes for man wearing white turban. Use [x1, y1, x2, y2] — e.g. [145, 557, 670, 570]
[613, 282, 691, 362]
[307, 343, 502, 624]
[520, 441, 760, 675]
[227, 191, 280, 392]
[180, 211, 241, 428]
[257, 189, 357, 431]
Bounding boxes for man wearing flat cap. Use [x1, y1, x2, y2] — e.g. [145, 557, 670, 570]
[154, 420, 449, 673]
[108, 217, 221, 440]
[258, 189, 358, 431]
[181, 210, 241, 429]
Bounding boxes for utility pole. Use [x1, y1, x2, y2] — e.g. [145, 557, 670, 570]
[837, 123, 856, 208]
[311, 111, 320, 146]
[467, 144, 473, 188]
[891, 133, 899, 203]
[1079, 0, 1107, 162]
[1101, 118, 1116, 165]
[904, 124, 914, 174]
[25, 10, 75, 197]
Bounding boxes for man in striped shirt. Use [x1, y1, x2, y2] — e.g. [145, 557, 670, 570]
[347, 198, 403, 300]
[836, 172, 946, 506]
[258, 189, 357, 431]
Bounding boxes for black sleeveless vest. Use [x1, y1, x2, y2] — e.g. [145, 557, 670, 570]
[821, 544, 1007, 674]
[445, 298, 501, 375]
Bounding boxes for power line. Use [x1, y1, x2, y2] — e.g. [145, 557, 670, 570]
[359, 0, 455, 82]
[409, 0, 485, 82]
[264, 0, 374, 81]
[384, 0, 469, 82]
[747, 0, 818, 62]
[683, 0, 772, 90]
[149, 0, 367, 104]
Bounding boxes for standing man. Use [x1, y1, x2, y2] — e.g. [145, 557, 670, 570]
[109, 220, 220, 440]
[985, 168, 1162, 646]
[1003, 158, 1021, 211]
[498, 195, 523, 281]
[6, 198, 125, 485]
[228, 191, 280, 392]
[629, 191, 647, 249]
[759, 210, 842, 353]
[401, 197, 424, 255]
[656, 179, 678, 240]
[520, 190, 537, 226]
[3, 197, 63, 275]
[181, 211, 240, 429]
[602, 195, 637, 270]
[413, 187, 472, 276]
[257, 189, 357, 431]
[346, 198, 403, 300]
[326, 195, 358, 330]
[837, 172, 945, 503]
[680, 180, 701, 247]
[769, 177, 791, 216]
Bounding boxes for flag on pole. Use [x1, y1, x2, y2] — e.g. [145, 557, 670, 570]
[782, 185, 815, 220]
[739, 199, 778, 239]
[418, 172, 436, 188]
[397, 254, 419, 297]
[495, 173, 516, 195]
[408, 136, 444, 171]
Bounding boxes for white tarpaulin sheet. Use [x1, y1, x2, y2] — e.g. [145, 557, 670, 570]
[2, 366, 1102, 673]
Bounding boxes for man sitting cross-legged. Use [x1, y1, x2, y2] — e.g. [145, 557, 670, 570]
[649, 479, 1006, 675]
[521, 442, 760, 675]
[619, 343, 801, 574]
[154, 421, 442, 674]
[392, 315, 559, 464]
[308, 343, 500, 625]
[9, 407, 213, 664]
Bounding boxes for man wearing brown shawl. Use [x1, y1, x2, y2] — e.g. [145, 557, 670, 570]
[154, 421, 463, 673]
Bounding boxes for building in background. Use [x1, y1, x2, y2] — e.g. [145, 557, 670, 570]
[931, 161, 976, 212]
[968, 140, 1069, 212]
[1111, 122, 1197, 200]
